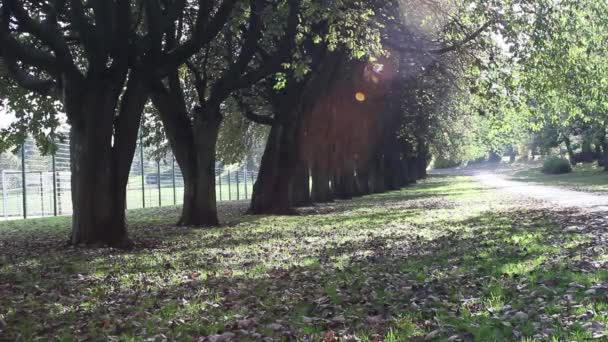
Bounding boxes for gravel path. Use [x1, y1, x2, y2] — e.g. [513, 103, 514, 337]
[474, 173, 608, 213]
[433, 164, 608, 214]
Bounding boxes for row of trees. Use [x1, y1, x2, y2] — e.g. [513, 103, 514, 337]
[0, 0, 498, 247]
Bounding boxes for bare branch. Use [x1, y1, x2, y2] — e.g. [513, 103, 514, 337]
[163, 0, 238, 68]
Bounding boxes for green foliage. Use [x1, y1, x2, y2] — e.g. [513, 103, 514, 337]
[432, 157, 462, 169]
[542, 156, 572, 175]
[0, 77, 62, 154]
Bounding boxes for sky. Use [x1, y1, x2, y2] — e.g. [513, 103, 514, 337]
[0, 108, 15, 129]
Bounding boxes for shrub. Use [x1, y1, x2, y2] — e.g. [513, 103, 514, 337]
[541, 156, 572, 174]
[433, 157, 462, 169]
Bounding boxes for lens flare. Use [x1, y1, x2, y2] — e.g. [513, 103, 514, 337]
[355, 92, 366, 102]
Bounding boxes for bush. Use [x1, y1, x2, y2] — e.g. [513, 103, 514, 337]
[541, 156, 572, 174]
[433, 157, 462, 169]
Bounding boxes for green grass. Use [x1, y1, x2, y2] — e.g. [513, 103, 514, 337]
[0, 175, 606, 341]
[0, 182, 254, 219]
[512, 162, 608, 193]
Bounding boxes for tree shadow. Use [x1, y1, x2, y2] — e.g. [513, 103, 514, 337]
[3, 202, 607, 341]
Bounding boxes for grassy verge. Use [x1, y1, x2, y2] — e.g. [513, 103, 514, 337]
[511, 163, 608, 194]
[1, 176, 607, 341]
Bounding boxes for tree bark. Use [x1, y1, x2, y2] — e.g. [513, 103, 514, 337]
[249, 119, 300, 214]
[68, 75, 147, 247]
[564, 137, 575, 165]
[333, 163, 356, 200]
[384, 152, 403, 191]
[369, 154, 386, 193]
[403, 158, 416, 185]
[311, 160, 333, 203]
[150, 84, 222, 226]
[290, 157, 311, 207]
[602, 141, 608, 172]
[178, 110, 222, 226]
[355, 162, 370, 196]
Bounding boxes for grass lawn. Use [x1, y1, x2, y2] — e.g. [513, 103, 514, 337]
[511, 163, 608, 194]
[1, 176, 607, 341]
[0, 182, 255, 219]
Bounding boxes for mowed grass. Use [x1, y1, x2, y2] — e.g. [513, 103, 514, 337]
[512, 162, 608, 194]
[1, 176, 607, 341]
[0, 182, 254, 219]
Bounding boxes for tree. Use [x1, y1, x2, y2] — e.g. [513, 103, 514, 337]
[0, 0, 151, 246]
[0, 0, 242, 245]
[149, 0, 300, 225]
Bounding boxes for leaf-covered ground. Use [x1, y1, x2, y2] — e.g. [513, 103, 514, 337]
[1, 175, 608, 341]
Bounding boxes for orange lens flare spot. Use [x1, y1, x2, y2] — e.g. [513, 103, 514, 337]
[355, 92, 366, 102]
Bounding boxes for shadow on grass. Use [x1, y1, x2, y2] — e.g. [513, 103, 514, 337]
[3, 201, 607, 341]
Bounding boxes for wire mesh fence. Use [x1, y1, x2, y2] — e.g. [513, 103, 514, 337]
[0, 136, 258, 220]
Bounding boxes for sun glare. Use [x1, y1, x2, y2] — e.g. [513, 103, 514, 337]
[355, 92, 366, 102]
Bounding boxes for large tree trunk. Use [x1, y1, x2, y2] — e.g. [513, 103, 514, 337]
[564, 137, 575, 165]
[67, 76, 147, 247]
[249, 119, 299, 214]
[250, 53, 344, 214]
[290, 158, 311, 207]
[178, 110, 222, 226]
[69, 120, 125, 246]
[355, 162, 370, 196]
[603, 142, 608, 172]
[417, 141, 429, 179]
[333, 164, 355, 200]
[150, 77, 222, 227]
[403, 157, 416, 185]
[369, 154, 386, 193]
[311, 160, 333, 203]
[597, 128, 607, 168]
[384, 152, 403, 191]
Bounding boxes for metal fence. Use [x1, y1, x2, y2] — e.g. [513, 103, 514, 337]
[0, 136, 258, 220]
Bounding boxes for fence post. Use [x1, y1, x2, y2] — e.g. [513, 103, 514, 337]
[52, 152, 57, 216]
[40, 171, 44, 216]
[236, 170, 240, 200]
[57, 171, 62, 215]
[172, 156, 176, 205]
[227, 170, 231, 201]
[218, 168, 222, 201]
[157, 159, 161, 207]
[140, 132, 145, 208]
[244, 167, 248, 199]
[21, 143, 26, 219]
[2, 171, 7, 219]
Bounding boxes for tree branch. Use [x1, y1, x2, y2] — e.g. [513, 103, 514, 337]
[69, 0, 102, 70]
[385, 20, 495, 55]
[7, 0, 77, 76]
[0, 55, 55, 94]
[208, 0, 265, 105]
[236, 0, 302, 88]
[0, 3, 60, 76]
[163, 0, 238, 68]
[110, 0, 132, 76]
[91, 0, 114, 58]
[234, 95, 275, 126]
